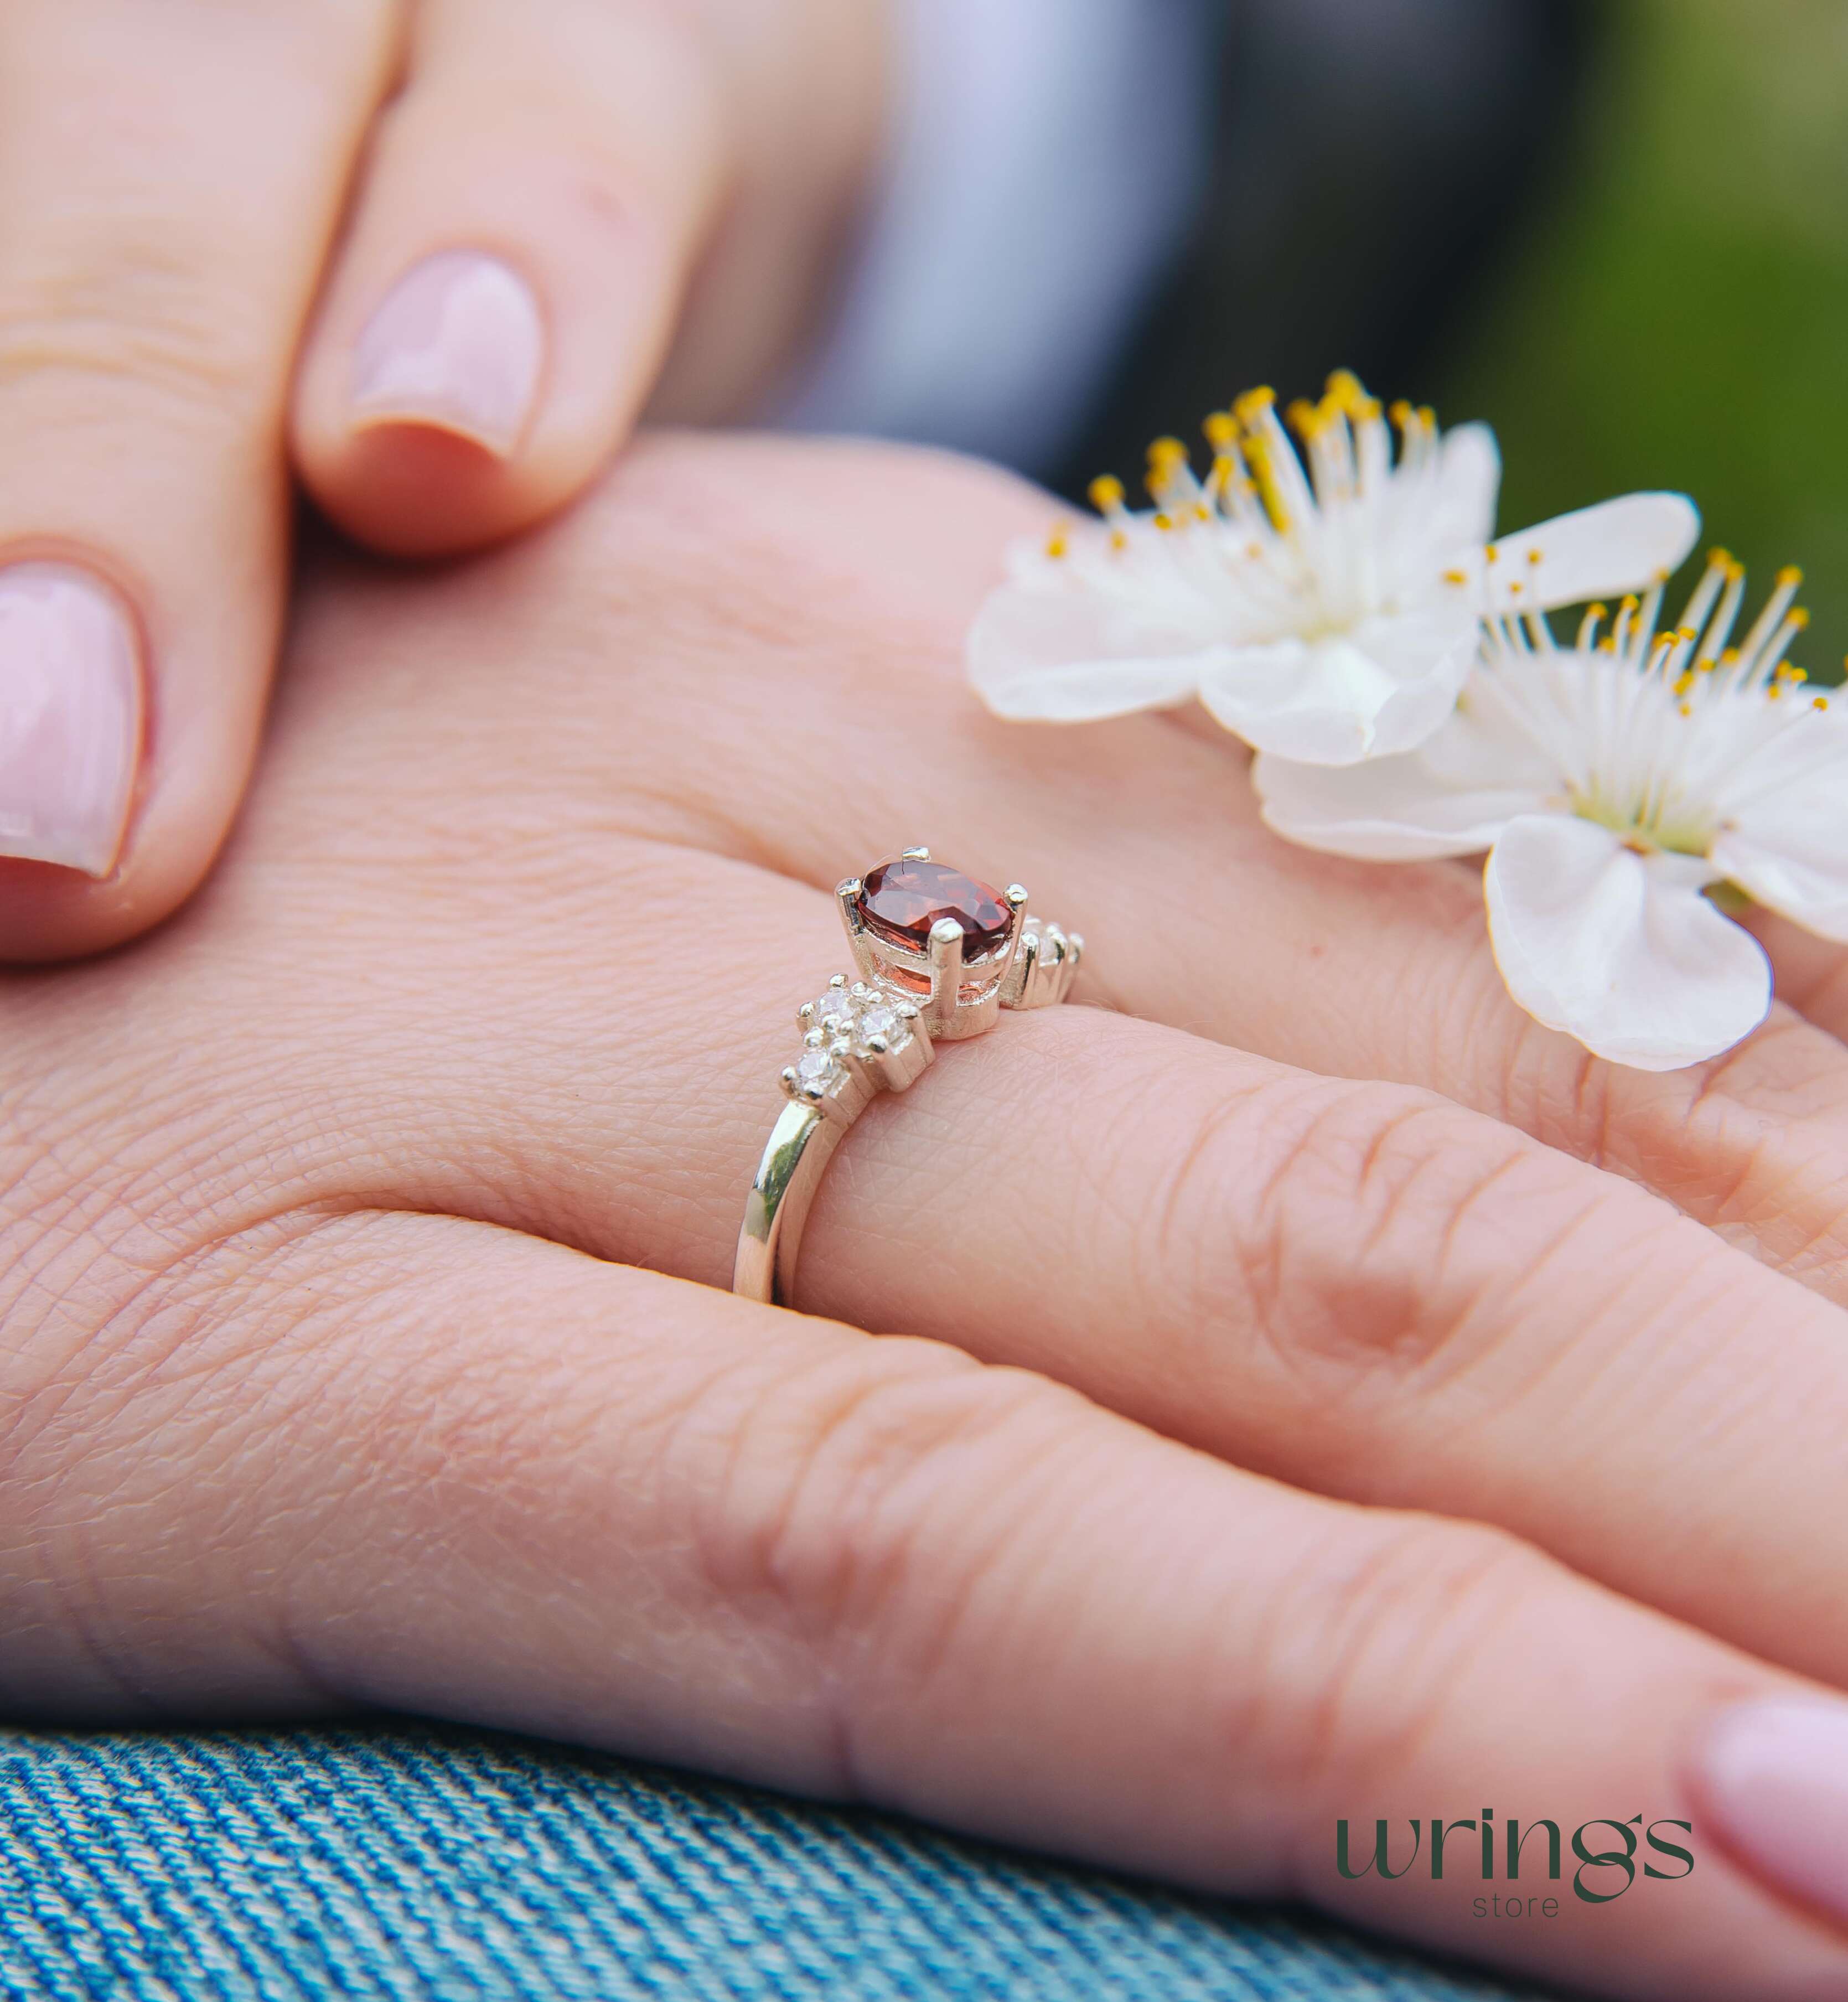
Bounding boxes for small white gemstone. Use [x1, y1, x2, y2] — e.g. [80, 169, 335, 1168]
[857, 1005, 906, 1049]
[814, 987, 858, 1031]
[794, 1049, 838, 1094]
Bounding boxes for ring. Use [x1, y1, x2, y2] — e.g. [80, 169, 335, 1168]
[732, 847, 1084, 1306]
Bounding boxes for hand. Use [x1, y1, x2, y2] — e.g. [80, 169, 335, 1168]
[0, 0, 881, 958]
[12, 433, 1848, 1999]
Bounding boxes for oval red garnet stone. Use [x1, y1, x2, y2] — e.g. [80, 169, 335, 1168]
[857, 857, 1013, 961]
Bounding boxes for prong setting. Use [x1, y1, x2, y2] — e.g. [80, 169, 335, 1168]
[780, 852, 1078, 1104]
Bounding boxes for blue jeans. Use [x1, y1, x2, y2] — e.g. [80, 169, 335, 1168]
[1, 1725, 1555, 1999]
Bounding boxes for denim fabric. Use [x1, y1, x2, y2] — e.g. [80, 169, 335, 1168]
[0, 1725, 1559, 2001]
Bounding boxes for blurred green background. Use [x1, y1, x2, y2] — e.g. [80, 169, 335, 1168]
[1442, 0, 1848, 670]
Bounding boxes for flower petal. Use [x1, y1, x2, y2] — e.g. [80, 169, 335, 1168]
[1484, 814, 1769, 1070]
[1486, 492, 1701, 615]
[1199, 603, 1481, 765]
[1433, 422, 1501, 547]
[1255, 711, 1551, 859]
[1199, 638, 1378, 762]
[966, 583, 1211, 721]
[1713, 732, 1848, 941]
[1352, 603, 1486, 758]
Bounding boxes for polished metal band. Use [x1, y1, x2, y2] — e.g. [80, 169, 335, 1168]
[733, 1097, 853, 1308]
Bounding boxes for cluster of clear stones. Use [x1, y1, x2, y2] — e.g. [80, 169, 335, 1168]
[785, 977, 919, 1102]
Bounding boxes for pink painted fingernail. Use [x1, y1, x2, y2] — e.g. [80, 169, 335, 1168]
[0, 563, 141, 878]
[1695, 1699, 1848, 1928]
[350, 250, 543, 456]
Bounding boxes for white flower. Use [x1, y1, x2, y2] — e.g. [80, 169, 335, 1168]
[967, 373, 1701, 765]
[1254, 554, 1848, 1070]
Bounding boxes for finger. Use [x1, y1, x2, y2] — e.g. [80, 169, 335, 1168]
[292, 0, 877, 556]
[0, 0, 400, 960]
[481, 434, 1848, 1310]
[293, 0, 723, 557]
[800, 1002, 1848, 1695]
[8, 1212, 1847, 1996]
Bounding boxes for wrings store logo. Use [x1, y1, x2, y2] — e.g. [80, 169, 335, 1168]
[1336, 1810, 1695, 1916]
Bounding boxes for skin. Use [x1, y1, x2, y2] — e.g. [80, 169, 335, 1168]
[10, 432, 1848, 1997]
[0, 0, 884, 958]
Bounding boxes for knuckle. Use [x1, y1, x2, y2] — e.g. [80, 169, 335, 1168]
[1158, 1073, 1582, 1401]
[0, 228, 271, 430]
[0, 0, 398, 434]
[1258, 1513, 1549, 1818]
[684, 1339, 1084, 1685]
[1504, 1005, 1848, 1286]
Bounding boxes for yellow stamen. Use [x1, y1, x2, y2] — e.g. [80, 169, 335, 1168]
[1241, 434, 1292, 535]
[1233, 386, 1277, 427]
[1144, 438, 1188, 496]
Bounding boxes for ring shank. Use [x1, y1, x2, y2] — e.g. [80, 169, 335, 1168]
[732, 1099, 850, 1306]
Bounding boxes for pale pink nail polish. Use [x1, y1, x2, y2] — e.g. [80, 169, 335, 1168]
[350, 250, 544, 456]
[1695, 1699, 1848, 1928]
[0, 563, 141, 878]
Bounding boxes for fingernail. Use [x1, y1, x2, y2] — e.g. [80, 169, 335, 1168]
[1695, 1699, 1848, 1928]
[0, 563, 141, 878]
[350, 250, 544, 457]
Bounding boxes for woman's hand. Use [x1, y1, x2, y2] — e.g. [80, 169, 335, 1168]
[11, 434, 1848, 1998]
[0, 0, 882, 958]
